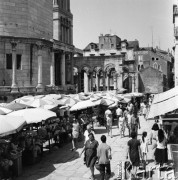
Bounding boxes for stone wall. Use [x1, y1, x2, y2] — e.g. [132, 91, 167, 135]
[0, 42, 51, 87]
[0, 0, 53, 40]
[139, 67, 163, 93]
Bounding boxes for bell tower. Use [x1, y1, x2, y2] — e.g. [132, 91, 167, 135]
[53, 0, 73, 45]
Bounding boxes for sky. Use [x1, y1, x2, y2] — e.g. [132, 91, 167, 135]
[71, 0, 174, 51]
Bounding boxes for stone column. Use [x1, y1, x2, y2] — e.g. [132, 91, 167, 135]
[91, 72, 93, 92]
[70, 52, 74, 84]
[71, 24, 73, 45]
[61, 51, 66, 86]
[36, 42, 44, 92]
[105, 74, 109, 91]
[50, 49, 55, 87]
[113, 72, 117, 90]
[96, 74, 99, 91]
[78, 71, 81, 92]
[135, 72, 139, 92]
[11, 41, 18, 93]
[84, 71, 88, 93]
[131, 74, 135, 92]
[117, 72, 123, 90]
[103, 72, 106, 91]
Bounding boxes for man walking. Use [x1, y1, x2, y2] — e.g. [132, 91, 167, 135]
[97, 135, 112, 180]
[130, 113, 140, 135]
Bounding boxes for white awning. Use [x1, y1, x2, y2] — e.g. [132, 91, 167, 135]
[148, 86, 178, 119]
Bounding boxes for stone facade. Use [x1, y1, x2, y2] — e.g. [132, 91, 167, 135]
[139, 67, 165, 93]
[0, 0, 53, 40]
[173, 3, 178, 86]
[74, 34, 139, 93]
[74, 34, 174, 94]
[136, 48, 174, 92]
[0, 0, 75, 96]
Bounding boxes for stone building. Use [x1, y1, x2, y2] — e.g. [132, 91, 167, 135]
[0, 0, 74, 96]
[74, 34, 174, 94]
[73, 34, 139, 93]
[173, 2, 178, 86]
[136, 47, 174, 93]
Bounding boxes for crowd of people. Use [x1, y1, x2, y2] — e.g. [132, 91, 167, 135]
[66, 94, 176, 180]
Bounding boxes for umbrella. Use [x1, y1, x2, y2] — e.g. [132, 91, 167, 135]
[13, 95, 34, 103]
[72, 94, 89, 101]
[25, 98, 55, 108]
[100, 98, 115, 106]
[117, 88, 127, 93]
[0, 107, 12, 115]
[130, 92, 144, 97]
[42, 94, 62, 101]
[120, 97, 131, 104]
[70, 99, 100, 111]
[7, 108, 56, 124]
[0, 115, 26, 137]
[5, 102, 34, 111]
[90, 94, 102, 101]
[56, 97, 79, 106]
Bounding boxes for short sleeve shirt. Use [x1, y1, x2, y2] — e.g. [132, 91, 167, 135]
[116, 108, 123, 116]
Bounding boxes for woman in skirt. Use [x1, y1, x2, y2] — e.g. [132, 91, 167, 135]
[154, 129, 168, 166]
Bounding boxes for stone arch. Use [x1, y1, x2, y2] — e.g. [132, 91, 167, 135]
[81, 65, 92, 75]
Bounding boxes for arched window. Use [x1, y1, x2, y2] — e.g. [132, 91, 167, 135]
[153, 62, 158, 69]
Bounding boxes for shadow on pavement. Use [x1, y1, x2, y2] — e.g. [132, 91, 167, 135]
[94, 128, 107, 134]
[15, 143, 80, 180]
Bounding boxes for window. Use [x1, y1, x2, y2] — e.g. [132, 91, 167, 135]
[6, 54, 12, 69]
[121, 43, 126, 48]
[91, 44, 94, 49]
[17, 54, 22, 70]
[138, 55, 143, 63]
[153, 62, 158, 69]
[90, 54, 95, 56]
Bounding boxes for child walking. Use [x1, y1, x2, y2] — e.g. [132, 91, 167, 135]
[140, 131, 148, 164]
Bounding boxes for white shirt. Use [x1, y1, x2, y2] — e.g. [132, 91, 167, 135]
[116, 108, 122, 116]
[105, 109, 112, 119]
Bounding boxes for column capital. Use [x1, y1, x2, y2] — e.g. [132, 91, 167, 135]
[10, 40, 18, 51]
[36, 41, 44, 50]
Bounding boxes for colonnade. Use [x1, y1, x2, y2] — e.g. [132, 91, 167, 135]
[74, 68, 138, 93]
[10, 40, 73, 93]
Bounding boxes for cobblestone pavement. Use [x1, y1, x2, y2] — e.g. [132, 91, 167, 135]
[15, 116, 159, 180]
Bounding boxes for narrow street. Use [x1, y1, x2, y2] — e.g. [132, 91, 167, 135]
[15, 117, 159, 180]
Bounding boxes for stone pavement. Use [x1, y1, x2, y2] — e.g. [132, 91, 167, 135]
[15, 116, 157, 180]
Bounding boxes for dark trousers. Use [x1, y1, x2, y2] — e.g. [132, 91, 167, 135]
[100, 163, 111, 180]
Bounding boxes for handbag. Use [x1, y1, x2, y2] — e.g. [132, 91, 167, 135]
[95, 161, 101, 171]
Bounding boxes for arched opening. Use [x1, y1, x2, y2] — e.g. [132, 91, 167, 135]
[108, 68, 115, 90]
